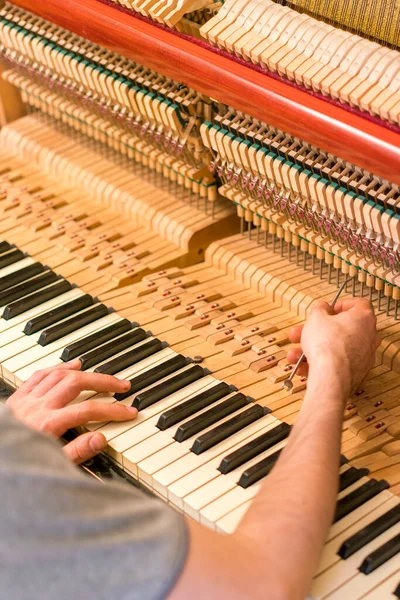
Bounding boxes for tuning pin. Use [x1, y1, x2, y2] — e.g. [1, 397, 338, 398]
[393, 286, 400, 320]
[272, 234, 277, 253]
[384, 283, 393, 316]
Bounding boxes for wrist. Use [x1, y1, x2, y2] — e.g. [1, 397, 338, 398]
[306, 353, 351, 406]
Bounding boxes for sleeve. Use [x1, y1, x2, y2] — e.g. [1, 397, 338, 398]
[0, 406, 189, 600]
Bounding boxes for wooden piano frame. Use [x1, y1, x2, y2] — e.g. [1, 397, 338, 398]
[8, 0, 400, 184]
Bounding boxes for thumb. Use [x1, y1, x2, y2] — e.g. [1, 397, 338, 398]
[63, 432, 107, 464]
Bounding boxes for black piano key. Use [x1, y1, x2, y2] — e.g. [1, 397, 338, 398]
[79, 328, 147, 370]
[238, 448, 282, 489]
[0, 263, 46, 306]
[0, 271, 58, 306]
[359, 532, 400, 574]
[0, 248, 24, 270]
[95, 338, 165, 375]
[116, 354, 189, 402]
[38, 304, 109, 346]
[60, 319, 133, 361]
[339, 504, 400, 559]
[190, 404, 266, 455]
[3, 280, 72, 320]
[0, 241, 12, 255]
[394, 581, 400, 598]
[0, 262, 48, 293]
[157, 381, 233, 431]
[334, 479, 390, 523]
[133, 365, 206, 411]
[339, 467, 370, 493]
[218, 421, 291, 474]
[174, 393, 250, 442]
[0, 269, 57, 307]
[341, 455, 349, 465]
[23, 294, 94, 334]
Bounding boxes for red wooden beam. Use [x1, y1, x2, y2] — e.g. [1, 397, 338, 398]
[10, 0, 400, 184]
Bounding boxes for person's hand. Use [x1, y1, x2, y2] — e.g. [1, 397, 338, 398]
[6, 360, 137, 464]
[287, 298, 380, 397]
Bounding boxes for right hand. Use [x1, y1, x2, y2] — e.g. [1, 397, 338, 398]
[287, 298, 380, 397]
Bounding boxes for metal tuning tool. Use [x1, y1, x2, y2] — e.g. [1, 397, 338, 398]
[282, 278, 354, 391]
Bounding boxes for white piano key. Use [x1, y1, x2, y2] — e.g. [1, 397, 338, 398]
[70, 348, 176, 407]
[0, 257, 35, 279]
[316, 496, 399, 575]
[82, 348, 178, 426]
[183, 438, 288, 520]
[153, 415, 278, 498]
[64, 324, 147, 373]
[109, 379, 223, 460]
[362, 570, 400, 599]
[92, 370, 215, 441]
[117, 379, 227, 473]
[197, 481, 262, 529]
[0, 273, 57, 315]
[80, 337, 170, 372]
[0, 291, 90, 361]
[310, 521, 400, 598]
[15, 334, 160, 382]
[136, 402, 257, 486]
[216, 499, 253, 533]
[336, 476, 372, 501]
[167, 415, 277, 509]
[6, 314, 121, 385]
[327, 491, 395, 542]
[0, 288, 84, 341]
[326, 551, 400, 600]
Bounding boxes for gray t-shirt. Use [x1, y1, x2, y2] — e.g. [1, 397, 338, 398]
[0, 407, 188, 600]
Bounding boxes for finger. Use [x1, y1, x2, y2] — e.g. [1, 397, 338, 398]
[285, 349, 309, 377]
[47, 359, 82, 371]
[286, 347, 303, 364]
[63, 432, 107, 464]
[29, 361, 84, 398]
[44, 371, 131, 408]
[288, 325, 303, 344]
[8, 360, 82, 400]
[309, 300, 334, 316]
[56, 400, 138, 432]
[333, 298, 374, 315]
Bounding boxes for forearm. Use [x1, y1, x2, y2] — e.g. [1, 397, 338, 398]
[236, 369, 348, 599]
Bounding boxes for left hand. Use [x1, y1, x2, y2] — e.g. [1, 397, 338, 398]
[6, 360, 137, 464]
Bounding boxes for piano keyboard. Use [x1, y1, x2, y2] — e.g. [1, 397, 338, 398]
[0, 239, 400, 598]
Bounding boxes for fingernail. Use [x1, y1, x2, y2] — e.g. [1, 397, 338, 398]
[120, 379, 131, 389]
[90, 435, 106, 452]
[126, 406, 138, 415]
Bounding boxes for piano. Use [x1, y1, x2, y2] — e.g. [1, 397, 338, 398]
[0, 0, 399, 597]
